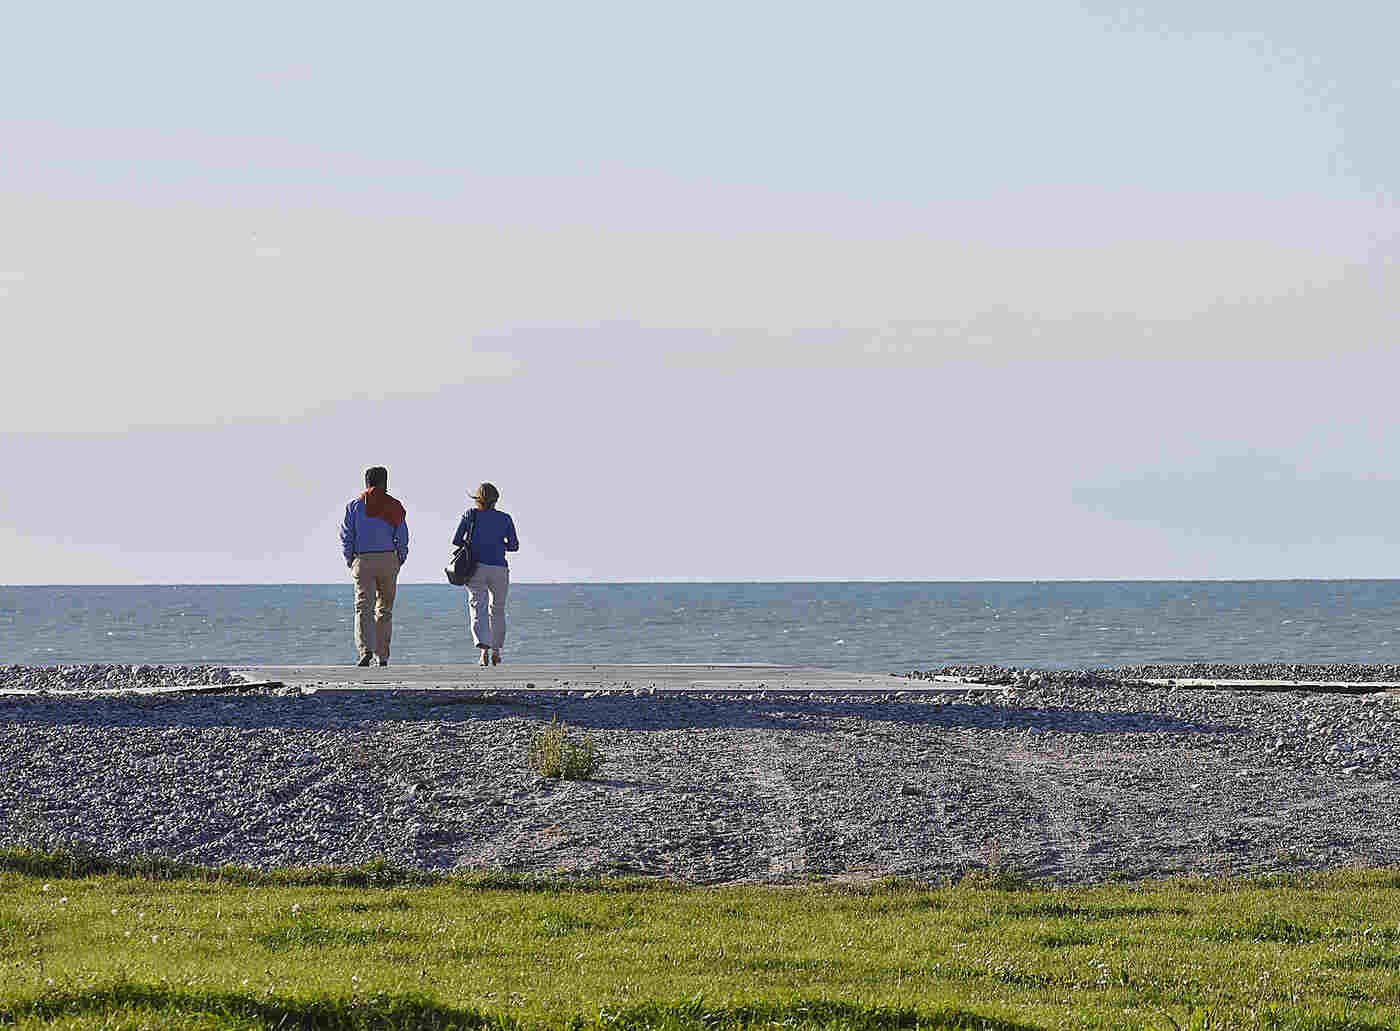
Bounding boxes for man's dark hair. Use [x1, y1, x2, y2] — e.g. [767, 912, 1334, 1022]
[364, 466, 388, 489]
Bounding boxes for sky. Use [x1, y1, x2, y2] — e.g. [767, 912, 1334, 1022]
[2, 1, 1398, 583]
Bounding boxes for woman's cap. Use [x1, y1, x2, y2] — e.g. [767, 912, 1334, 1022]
[471, 482, 500, 506]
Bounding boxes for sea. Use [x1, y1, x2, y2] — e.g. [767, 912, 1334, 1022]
[4, 581, 1400, 671]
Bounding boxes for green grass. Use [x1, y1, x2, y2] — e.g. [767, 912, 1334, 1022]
[530, 717, 604, 780]
[2, 849, 1400, 1029]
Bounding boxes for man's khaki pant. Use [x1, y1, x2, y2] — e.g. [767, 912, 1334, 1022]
[351, 552, 400, 660]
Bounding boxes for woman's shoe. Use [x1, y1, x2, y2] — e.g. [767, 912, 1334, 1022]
[491, 651, 501, 666]
[478, 649, 490, 667]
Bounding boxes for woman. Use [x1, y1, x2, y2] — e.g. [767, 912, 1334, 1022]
[452, 482, 519, 666]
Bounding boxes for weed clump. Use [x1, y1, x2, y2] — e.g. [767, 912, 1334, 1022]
[530, 717, 603, 780]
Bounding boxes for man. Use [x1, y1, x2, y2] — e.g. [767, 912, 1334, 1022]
[340, 466, 409, 666]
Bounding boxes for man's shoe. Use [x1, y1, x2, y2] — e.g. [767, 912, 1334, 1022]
[376, 656, 389, 667]
[356, 655, 373, 667]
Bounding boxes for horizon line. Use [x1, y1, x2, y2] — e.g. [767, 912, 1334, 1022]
[7, 577, 1400, 588]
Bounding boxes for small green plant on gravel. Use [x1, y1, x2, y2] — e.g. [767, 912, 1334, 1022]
[530, 716, 604, 780]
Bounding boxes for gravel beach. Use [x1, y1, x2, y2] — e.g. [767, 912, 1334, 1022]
[2, 664, 1398, 883]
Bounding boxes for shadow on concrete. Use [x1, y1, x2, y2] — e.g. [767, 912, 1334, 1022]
[0, 689, 1231, 737]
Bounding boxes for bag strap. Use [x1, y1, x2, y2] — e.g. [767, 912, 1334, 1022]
[465, 508, 477, 545]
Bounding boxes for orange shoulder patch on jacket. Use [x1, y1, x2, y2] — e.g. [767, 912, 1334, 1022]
[362, 487, 406, 527]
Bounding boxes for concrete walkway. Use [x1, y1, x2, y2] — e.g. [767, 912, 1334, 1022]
[232, 666, 1400, 697]
[6, 665, 1396, 697]
[229, 663, 1005, 694]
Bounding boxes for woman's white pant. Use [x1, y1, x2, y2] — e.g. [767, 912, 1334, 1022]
[466, 564, 510, 650]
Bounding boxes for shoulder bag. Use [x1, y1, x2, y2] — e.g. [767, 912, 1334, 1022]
[444, 509, 479, 586]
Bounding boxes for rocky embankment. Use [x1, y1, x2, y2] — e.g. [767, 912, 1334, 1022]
[1, 664, 1397, 883]
[1, 664, 243, 693]
[910, 662, 1400, 687]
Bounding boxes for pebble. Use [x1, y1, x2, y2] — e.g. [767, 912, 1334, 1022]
[0, 664, 240, 693]
[912, 662, 1400, 686]
[1, 664, 1397, 883]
